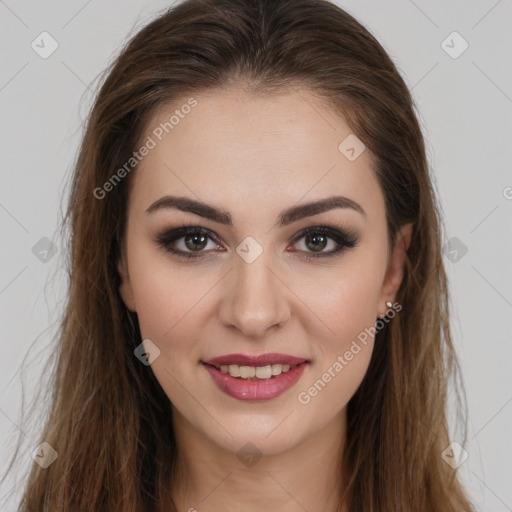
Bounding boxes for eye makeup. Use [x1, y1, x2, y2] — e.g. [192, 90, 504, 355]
[154, 221, 359, 261]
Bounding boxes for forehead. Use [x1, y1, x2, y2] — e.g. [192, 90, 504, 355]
[130, 87, 384, 224]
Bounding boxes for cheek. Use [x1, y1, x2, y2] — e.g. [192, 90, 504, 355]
[130, 272, 180, 340]
[127, 247, 199, 354]
[130, 263, 206, 408]
[295, 284, 378, 419]
[294, 253, 384, 410]
[299, 253, 385, 351]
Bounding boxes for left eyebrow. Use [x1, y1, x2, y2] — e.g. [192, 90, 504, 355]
[145, 194, 366, 226]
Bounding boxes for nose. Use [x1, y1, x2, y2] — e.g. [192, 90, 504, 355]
[218, 250, 291, 339]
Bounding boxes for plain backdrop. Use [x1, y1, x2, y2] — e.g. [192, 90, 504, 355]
[1, 0, 511, 510]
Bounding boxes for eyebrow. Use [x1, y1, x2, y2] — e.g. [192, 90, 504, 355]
[145, 195, 366, 226]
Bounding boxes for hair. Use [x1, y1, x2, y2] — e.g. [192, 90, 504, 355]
[2, 0, 475, 510]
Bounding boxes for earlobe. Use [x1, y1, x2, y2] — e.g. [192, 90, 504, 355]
[118, 261, 137, 312]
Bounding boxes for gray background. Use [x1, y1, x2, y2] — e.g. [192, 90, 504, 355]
[1, 0, 511, 510]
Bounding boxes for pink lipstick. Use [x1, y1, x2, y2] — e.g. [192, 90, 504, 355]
[202, 352, 310, 401]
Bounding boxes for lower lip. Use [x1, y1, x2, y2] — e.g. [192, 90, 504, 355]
[202, 362, 309, 401]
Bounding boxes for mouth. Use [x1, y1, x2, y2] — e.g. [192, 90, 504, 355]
[202, 352, 310, 380]
[201, 353, 310, 401]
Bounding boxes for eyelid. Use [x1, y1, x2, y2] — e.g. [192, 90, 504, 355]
[155, 224, 223, 256]
[154, 222, 358, 259]
[288, 224, 358, 259]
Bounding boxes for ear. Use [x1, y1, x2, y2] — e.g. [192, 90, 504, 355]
[118, 259, 137, 312]
[377, 222, 413, 316]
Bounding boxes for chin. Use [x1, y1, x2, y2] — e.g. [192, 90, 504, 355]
[205, 410, 309, 456]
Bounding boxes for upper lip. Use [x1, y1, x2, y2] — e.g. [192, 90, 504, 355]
[202, 352, 309, 368]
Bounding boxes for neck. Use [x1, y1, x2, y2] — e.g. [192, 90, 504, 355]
[166, 408, 350, 512]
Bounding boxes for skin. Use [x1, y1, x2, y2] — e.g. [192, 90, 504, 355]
[118, 86, 412, 512]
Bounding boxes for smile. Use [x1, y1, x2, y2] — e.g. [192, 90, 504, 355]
[201, 353, 310, 401]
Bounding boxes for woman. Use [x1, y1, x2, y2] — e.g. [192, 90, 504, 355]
[7, 0, 475, 510]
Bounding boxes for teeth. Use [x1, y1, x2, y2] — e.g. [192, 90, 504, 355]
[228, 364, 240, 377]
[219, 363, 295, 379]
[256, 365, 272, 379]
[239, 365, 255, 378]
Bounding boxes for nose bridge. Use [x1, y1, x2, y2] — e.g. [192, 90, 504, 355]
[220, 245, 290, 337]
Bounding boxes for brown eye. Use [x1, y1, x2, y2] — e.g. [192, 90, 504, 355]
[155, 226, 222, 259]
[290, 225, 358, 259]
[156, 224, 358, 261]
[183, 232, 209, 251]
[304, 232, 329, 252]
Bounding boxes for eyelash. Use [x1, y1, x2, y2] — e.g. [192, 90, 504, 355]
[155, 222, 358, 261]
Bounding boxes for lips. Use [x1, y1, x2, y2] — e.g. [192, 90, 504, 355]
[203, 362, 308, 401]
[201, 352, 310, 401]
[202, 352, 309, 368]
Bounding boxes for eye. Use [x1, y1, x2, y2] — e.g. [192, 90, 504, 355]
[155, 224, 223, 259]
[289, 225, 358, 259]
[155, 223, 358, 260]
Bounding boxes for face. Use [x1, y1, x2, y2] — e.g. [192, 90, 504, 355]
[118, 86, 411, 456]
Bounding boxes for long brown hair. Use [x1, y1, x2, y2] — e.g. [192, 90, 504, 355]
[4, 0, 475, 510]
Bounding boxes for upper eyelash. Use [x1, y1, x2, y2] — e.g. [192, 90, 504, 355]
[155, 223, 358, 260]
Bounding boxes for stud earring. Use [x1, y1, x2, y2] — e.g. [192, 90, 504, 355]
[378, 301, 394, 319]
